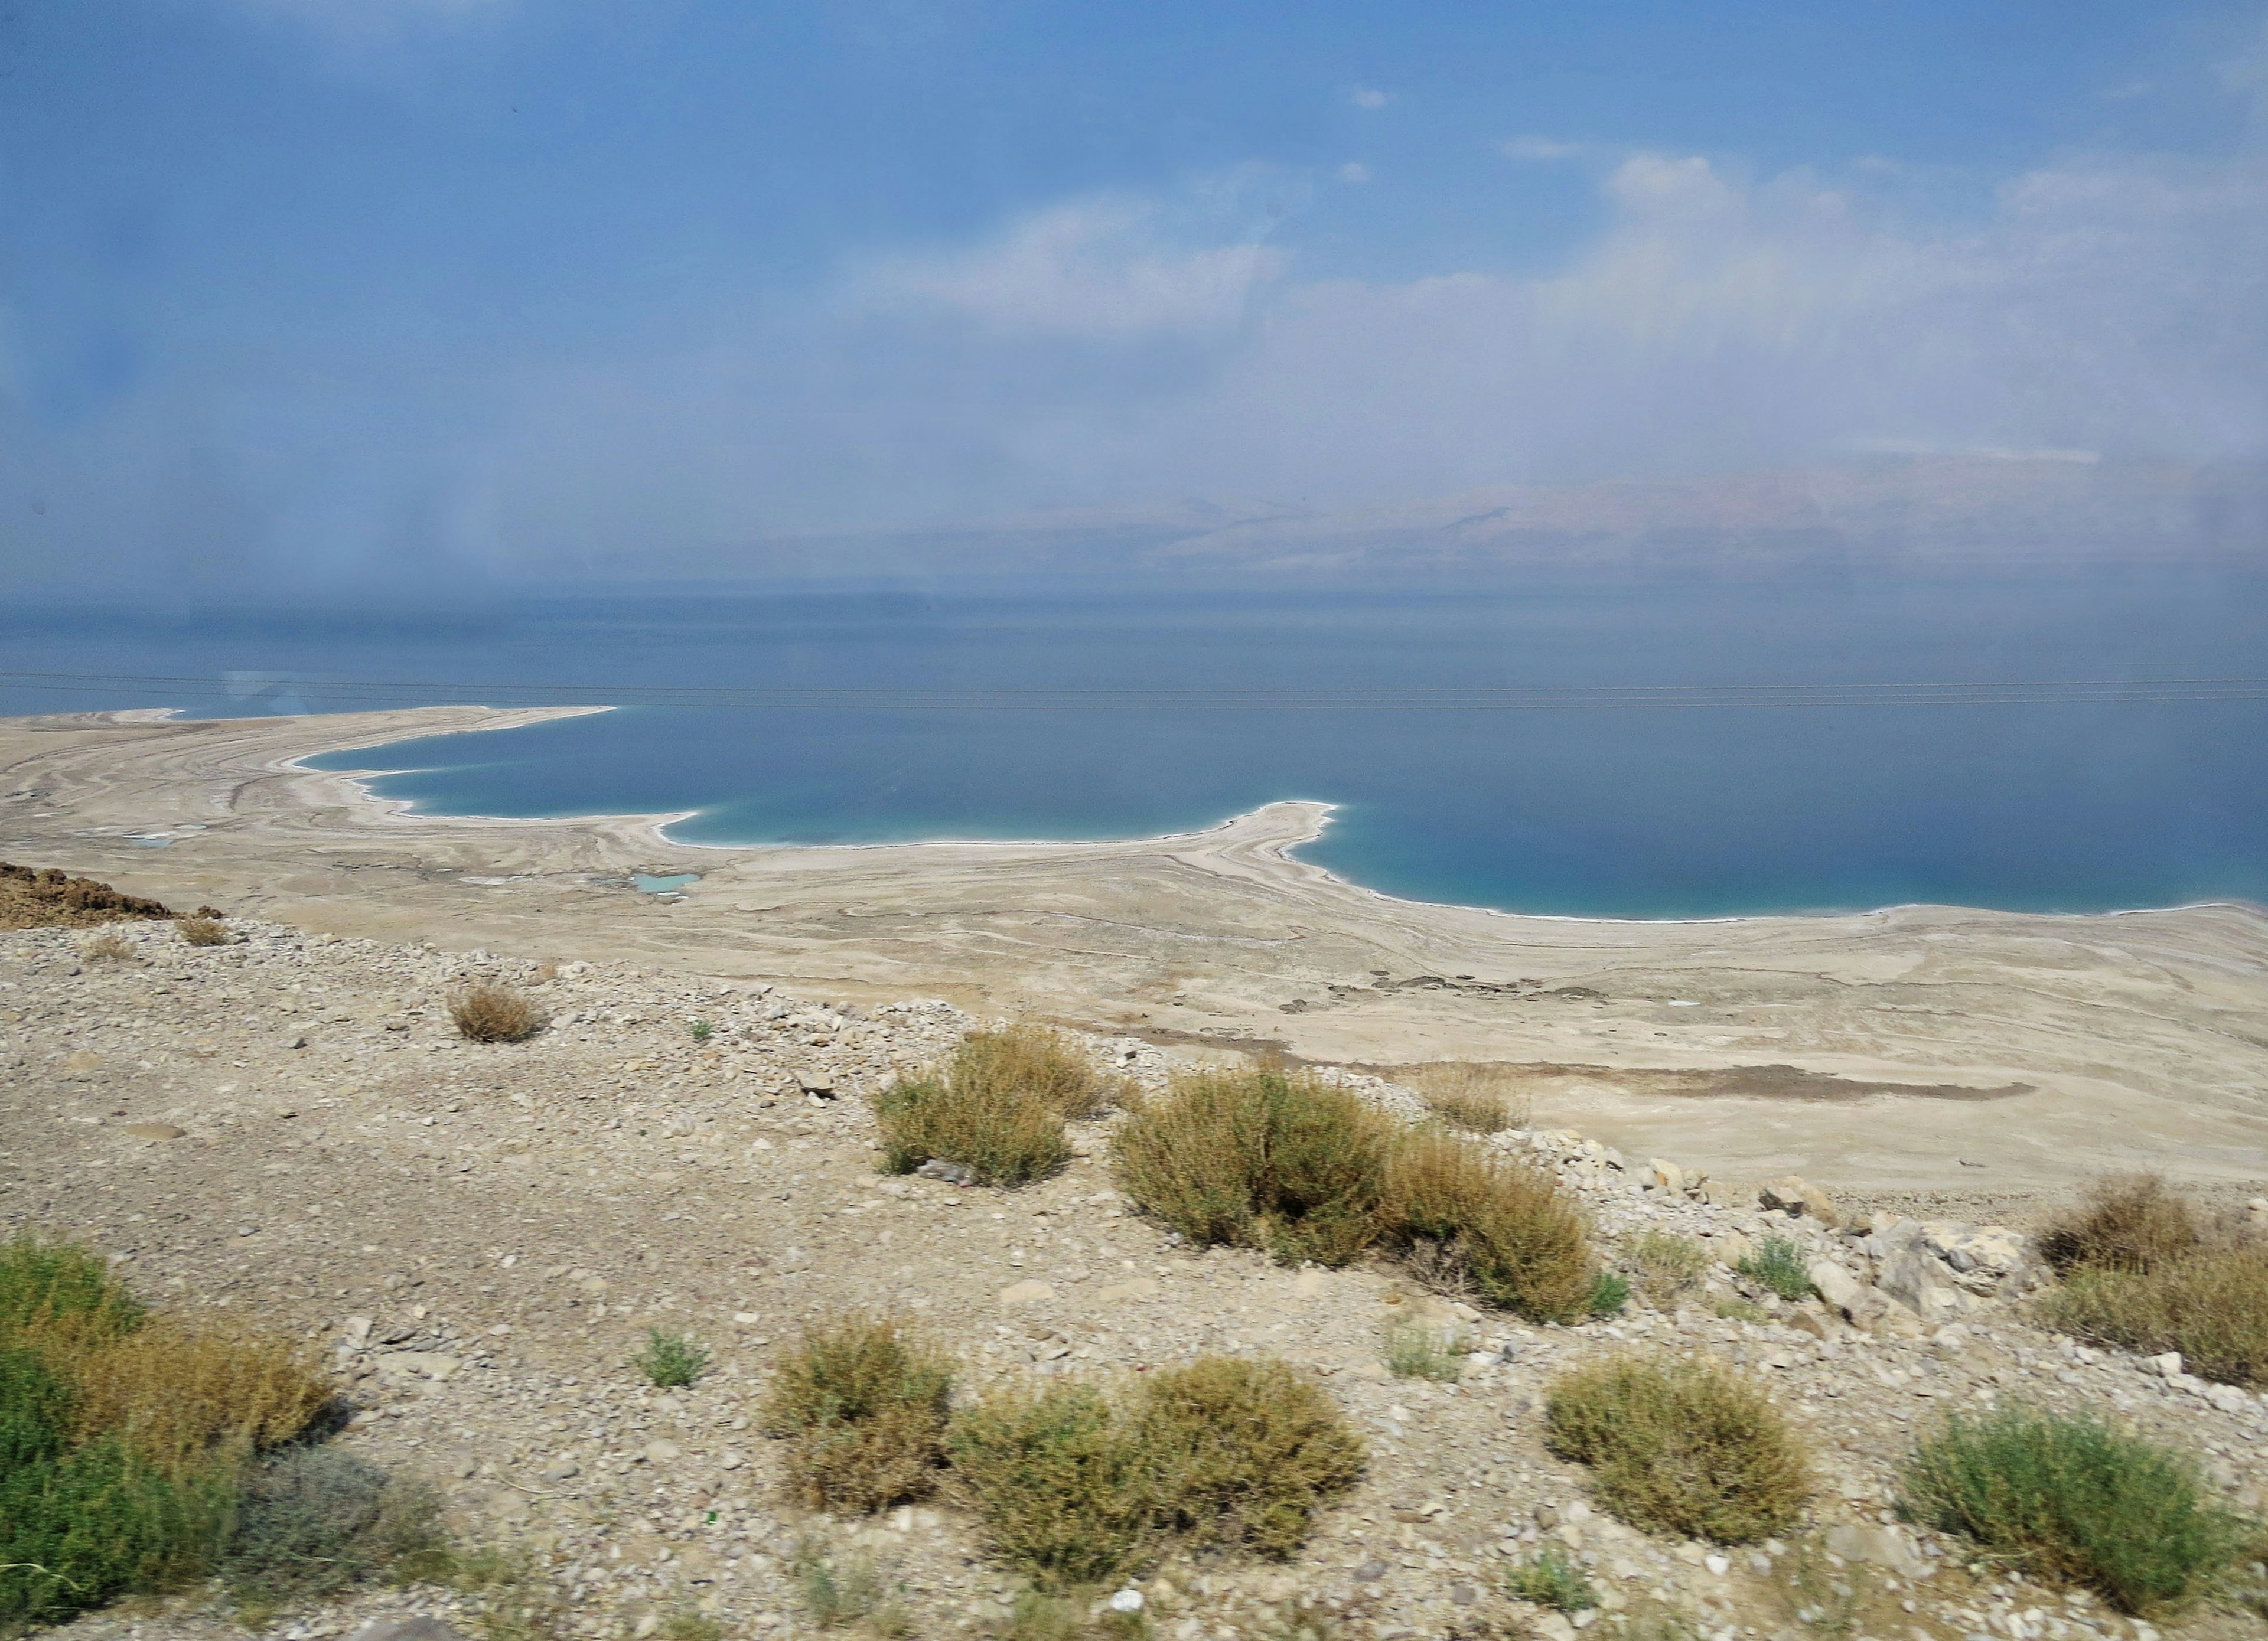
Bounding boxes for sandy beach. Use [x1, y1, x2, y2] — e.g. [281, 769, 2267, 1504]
[5, 703, 2264, 1196]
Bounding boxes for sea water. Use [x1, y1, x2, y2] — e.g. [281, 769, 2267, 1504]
[5, 576, 2264, 919]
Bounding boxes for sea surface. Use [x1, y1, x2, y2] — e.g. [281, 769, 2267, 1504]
[6, 576, 2266, 919]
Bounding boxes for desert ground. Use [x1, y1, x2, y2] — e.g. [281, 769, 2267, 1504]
[4, 704, 2265, 1201]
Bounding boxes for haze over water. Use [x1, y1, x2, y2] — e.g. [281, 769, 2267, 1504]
[9, 573, 2264, 921]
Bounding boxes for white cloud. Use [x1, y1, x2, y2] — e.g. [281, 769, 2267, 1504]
[1501, 136, 1584, 161]
[1350, 87, 1387, 110]
[1337, 161, 1371, 184]
[854, 194, 1286, 338]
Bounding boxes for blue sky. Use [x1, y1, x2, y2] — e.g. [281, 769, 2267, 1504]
[4, 1, 2266, 586]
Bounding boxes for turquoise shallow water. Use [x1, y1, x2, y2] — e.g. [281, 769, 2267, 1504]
[6, 579, 2265, 918]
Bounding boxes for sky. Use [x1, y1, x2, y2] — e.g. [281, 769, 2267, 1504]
[4, 0, 2267, 589]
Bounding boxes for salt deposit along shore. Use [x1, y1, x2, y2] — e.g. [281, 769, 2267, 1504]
[5, 704, 2266, 1198]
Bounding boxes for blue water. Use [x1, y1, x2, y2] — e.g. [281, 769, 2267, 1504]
[5, 579, 2264, 918]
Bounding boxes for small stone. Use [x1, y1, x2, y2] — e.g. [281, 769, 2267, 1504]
[282, 1032, 308, 1049]
[66, 1050, 103, 1075]
[1354, 1560, 1387, 1583]
[541, 1462, 581, 1482]
[123, 1122, 184, 1141]
[1705, 1554, 1731, 1576]
[347, 1620, 467, 1641]
[2146, 1351, 2184, 1378]
[998, 1280, 1056, 1307]
[643, 1440, 682, 1463]
[1109, 1590, 1145, 1613]
[720, 1450, 745, 1470]
[1096, 1278, 1160, 1303]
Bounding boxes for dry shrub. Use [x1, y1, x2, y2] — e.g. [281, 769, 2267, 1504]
[1407, 1062, 1531, 1133]
[946, 1356, 1363, 1590]
[0, 862, 175, 931]
[2039, 1176, 2201, 1275]
[1112, 1066, 1395, 1267]
[1544, 1352, 1813, 1543]
[81, 929, 136, 963]
[448, 980, 543, 1043]
[176, 916, 232, 947]
[876, 1027, 1105, 1187]
[2039, 1247, 2268, 1388]
[761, 1316, 954, 1512]
[1382, 1128, 1594, 1323]
[56, 1316, 331, 1473]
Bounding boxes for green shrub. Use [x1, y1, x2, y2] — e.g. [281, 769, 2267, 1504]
[1381, 1128, 1595, 1323]
[1504, 1543, 1597, 1611]
[1898, 1405, 2246, 1614]
[2039, 1176, 2200, 1275]
[1625, 1231, 1710, 1308]
[1588, 1271, 1631, 1317]
[1544, 1352, 1812, 1543]
[1738, 1235, 1814, 1301]
[0, 1235, 145, 1343]
[1113, 1068, 1394, 1267]
[2038, 1249, 2268, 1388]
[634, 1327, 711, 1389]
[761, 1316, 954, 1513]
[946, 1356, 1363, 1590]
[1384, 1320, 1467, 1382]
[878, 1027, 1104, 1187]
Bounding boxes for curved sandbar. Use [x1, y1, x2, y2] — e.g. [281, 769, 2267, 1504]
[4, 704, 2264, 1195]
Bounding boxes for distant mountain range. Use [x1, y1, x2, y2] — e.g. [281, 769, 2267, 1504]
[565, 454, 2268, 585]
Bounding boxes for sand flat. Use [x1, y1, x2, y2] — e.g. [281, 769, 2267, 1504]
[4, 703, 2264, 1192]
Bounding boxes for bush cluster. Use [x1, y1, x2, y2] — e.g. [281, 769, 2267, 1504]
[2035, 1175, 2268, 1387]
[448, 981, 544, 1043]
[946, 1356, 1364, 1589]
[876, 1027, 1106, 1187]
[0, 1235, 341, 1629]
[1113, 1066, 1596, 1321]
[1543, 1352, 1813, 1544]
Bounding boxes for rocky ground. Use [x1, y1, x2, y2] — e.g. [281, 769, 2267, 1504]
[5, 916, 2266, 1641]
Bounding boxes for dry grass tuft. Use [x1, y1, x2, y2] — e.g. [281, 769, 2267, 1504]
[1544, 1351, 1813, 1543]
[1625, 1231, 1710, 1309]
[176, 915, 232, 947]
[1407, 1062, 1531, 1133]
[946, 1356, 1363, 1590]
[80, 929, 137, 963]
[876, 1027, 1106, 1187]
[1112, 1066, 1394, 1267]
[761, 1315, 954, 1513]
[448, 980, 543, 1043]
[2039, 1247, 2268, 1388]
[1381, 1128, 1595, 1323]
[2039, 1176, 2201, 1275]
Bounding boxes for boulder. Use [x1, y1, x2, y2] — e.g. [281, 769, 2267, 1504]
[1876, 1249, 1974, 1323]
[1760, 1175, 1839, 1226]
[1824, 1524, 1920, 1575]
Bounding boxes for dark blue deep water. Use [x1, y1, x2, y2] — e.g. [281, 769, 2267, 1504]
[6, 578, 2264, 919]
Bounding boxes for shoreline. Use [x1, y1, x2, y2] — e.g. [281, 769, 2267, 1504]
[291, 702, 2265, 929]
[6, 701, 2266, 1195]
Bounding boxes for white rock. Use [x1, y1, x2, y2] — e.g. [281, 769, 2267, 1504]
[1109, 1590, 1145, 1613]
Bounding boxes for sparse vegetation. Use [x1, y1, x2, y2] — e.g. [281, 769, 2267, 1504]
[80, 929, 135, 962]
[1738, 1234, 1815, 1301]
[1504, 1543, 1598, 1611]
[448, 980, 543, 1043]
[762, 1316, 954, 1512]
[2033, 1176, 2268, 1387]
[1625, 1231, 1710, 1308]
[176, 915, 232, 947]
[634, 1326, 711, 1389]
[1544, 1352, 1813, 1543]
[796, 1540, 909, 1633]
[946, 1356, 1363, 1590]
[878, 1026, 1106, 1187]
[689, 1017, 713, 1042]
[1384, 1319, 1468, 1382]
[1407, 1063, 1530, 1134]
[1380, 1127, 1596, 1323]
[0, 862, 176, 931]
[1898, 1404, 2246, 1614]
[1113, 1066, 1395, 1267]
[1588, 1270, 1631, 1317]
[1713, 1296, 1771, 1324]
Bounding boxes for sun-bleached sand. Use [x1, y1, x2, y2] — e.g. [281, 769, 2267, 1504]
[5, 704, 2264, 1196]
